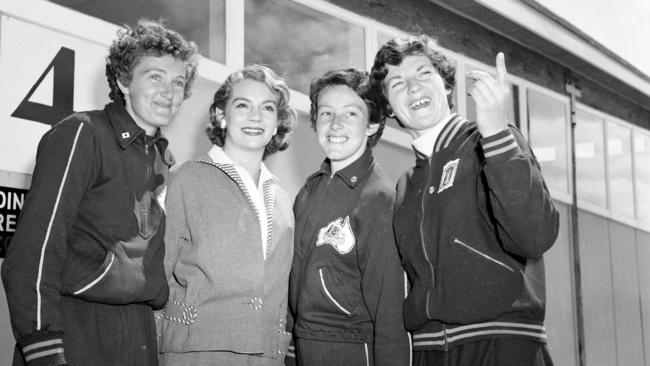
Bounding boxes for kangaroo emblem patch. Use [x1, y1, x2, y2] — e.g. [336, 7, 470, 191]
[438, 158, 459, 193]
[316, 216, 356, 255]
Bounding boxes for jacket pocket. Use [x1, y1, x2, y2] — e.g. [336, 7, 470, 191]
[69, 234, 164, 305]
[318, 268, 353, 316]
[452, 238, 515, 272]
[428, 237, 521, 323]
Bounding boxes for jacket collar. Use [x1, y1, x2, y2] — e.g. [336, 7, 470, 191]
[105, 101, 174, 165]
[310, 148, 374, 189]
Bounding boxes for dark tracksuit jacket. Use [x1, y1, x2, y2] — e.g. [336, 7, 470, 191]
[394, 114, 559, 351]
[288, 149, 410, 366]
[2, 102, 172, 366]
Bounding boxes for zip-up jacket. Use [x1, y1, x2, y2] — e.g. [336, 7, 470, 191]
[289, 150, 410, 366]
[2, 102, 172, 365]
[394, 114, 559, 351]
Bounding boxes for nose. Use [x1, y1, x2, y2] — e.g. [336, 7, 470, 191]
[329, 115, 343, 130]
[160, 82, 173, 100]
[249, 108, 262, 122]
[407, 77, 422, 94]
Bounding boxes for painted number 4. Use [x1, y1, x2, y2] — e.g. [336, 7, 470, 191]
[11, 47, 75, 125]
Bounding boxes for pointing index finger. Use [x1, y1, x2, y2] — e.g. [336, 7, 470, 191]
[496, 52, 507, 86]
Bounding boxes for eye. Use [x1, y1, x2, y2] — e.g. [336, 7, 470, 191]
[235, 102, 249, 109]
[346, 111, 359, 118]
[318, 110, 333, 119]
[389, 80, 405, 90]
[263, 104, 276, 112]
[173, 80, 186, 88]
[150, 74, 162, 81]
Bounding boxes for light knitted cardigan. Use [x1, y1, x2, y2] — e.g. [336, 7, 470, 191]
[159, 154, 294, 361]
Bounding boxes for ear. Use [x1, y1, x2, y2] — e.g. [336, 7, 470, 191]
[386, 106, 395, 118]
[366, 122, 380, 136]
[117, 79, 130, 96]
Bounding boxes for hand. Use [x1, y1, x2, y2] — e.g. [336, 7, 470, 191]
[467, 52, 510, 137]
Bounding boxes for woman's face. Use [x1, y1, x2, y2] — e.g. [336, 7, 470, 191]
[383, 54, 451, 138]
[223, 79, 279, 155]
[315, 85, 377, 172]
[118, 55, 187, 135]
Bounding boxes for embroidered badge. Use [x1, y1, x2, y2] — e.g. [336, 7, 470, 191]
[121, 132, 130, 139]
[438, 158, 460, 193]
[316, 216, 356, 255]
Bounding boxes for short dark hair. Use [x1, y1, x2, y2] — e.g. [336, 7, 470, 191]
[105, 18, 199, 103]
[309, 68, 385, 148]
[371, 34, 456, 117]
[206, 64, 297, 159]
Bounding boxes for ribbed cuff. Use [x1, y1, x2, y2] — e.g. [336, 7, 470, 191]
[18, 331, 66, 366]
[480, 128, 518, 159]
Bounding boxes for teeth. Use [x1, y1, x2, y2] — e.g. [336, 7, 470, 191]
[328, 136, 348, 143]
[242, 127, 263, 135]
[409, 97, 431, 109]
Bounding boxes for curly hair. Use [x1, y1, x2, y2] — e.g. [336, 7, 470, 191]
[370, 34, 456, 119]
[309, 68, 385, 148]
[206, 64, 297, 159]
[105, 18, 199, 103]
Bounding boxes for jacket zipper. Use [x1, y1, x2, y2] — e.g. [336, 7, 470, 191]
[318, 269, 352, 316]
[421, 158, 436, 319]
[453, 238, 515, 272]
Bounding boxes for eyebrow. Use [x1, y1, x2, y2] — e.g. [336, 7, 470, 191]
[144, 67, 187, 80]
[231, 97, 277, 105]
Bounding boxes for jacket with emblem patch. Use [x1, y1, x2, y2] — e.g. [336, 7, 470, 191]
[393, 114, 559, 351]
[288, 149, 410, 366]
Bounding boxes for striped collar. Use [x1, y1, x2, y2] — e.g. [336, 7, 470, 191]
[207, 144, 276, 186]
[411, 113, 468, 158]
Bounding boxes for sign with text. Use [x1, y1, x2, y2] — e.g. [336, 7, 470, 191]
[0, 186, 27, 258]
[0, 16, 110, 175]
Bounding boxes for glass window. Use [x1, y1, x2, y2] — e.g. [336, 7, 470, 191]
[49, 0, 223, 62]
[244, 0, 365, 94]
[527, 89, 569, 194]
[465, 67, 519, 127]
[634, 131, 650, 226]
[607, 121, 634, 218]
[575, 109, 607, 208]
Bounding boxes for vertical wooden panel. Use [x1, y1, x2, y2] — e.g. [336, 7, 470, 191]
[544, 202, 578, 366]
[636, 230, 650, 366]
[579, 210, 617, 366]
[608, 221, 644, 365]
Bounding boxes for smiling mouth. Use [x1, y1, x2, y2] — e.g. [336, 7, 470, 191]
[242, 127, 264, 136]
[328, 136, 349, 143]
[153, 101, 172, 110]
[409, 97, 431, 110]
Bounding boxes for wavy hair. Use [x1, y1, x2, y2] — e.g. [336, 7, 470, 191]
[206, 64, 297, 159]
[105, 18, 199, 103]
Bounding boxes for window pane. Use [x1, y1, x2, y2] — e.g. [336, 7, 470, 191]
[245, 0, 365, 94]
[49, 0, 219, 62]
[465, 68, 519, 127]
[607, 122, 634, 218]
[575, 109, 607, 207]
[634, 131, 650, 225]
[527, 90, 569, 194]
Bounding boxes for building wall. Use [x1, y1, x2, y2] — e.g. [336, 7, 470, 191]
[329, 0, 650, 129]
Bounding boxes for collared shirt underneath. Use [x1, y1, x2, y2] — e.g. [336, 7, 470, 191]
[208, 145, 275, 260]
[411, 113, 461, 158]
